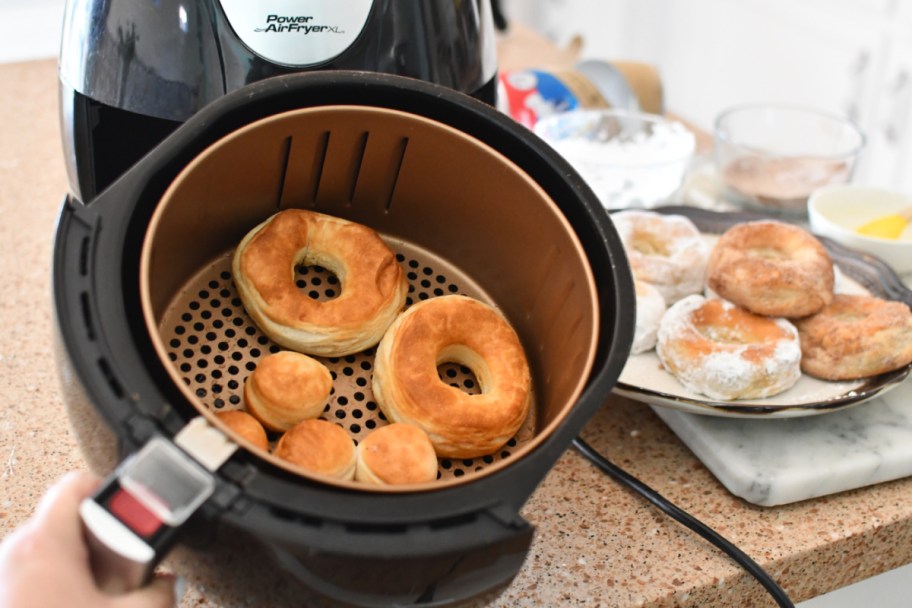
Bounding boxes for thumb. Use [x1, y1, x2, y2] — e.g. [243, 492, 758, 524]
[113, 574, 181, 608]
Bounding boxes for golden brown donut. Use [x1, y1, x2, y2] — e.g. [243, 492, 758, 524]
[274, 419, 355, 480]
[795, 294, 912, 380]
[372, 295, 532, 459]
[355, 423, 438, 486]
[706, 220, 834, 318]
[656, 295, 802, 400]
[214, 410, 269, 452]
[612, 210, 710, 305]
[233, 209, 408, 357]
[244, 351, 332, 432]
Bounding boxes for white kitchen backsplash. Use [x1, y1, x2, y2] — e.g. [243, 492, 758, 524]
[0, 1, 66, 64]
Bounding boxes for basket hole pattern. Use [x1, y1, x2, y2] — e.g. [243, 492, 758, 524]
[161, 250, 533, 482]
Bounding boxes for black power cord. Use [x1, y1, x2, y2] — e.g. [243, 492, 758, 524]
[572, 437, 795, 608]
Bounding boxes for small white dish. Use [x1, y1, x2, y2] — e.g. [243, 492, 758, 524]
[808, 184, 912, 274]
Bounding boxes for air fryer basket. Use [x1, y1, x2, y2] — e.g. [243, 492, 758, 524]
[53, 71, 634, 606]
[141, 105, 599, 490]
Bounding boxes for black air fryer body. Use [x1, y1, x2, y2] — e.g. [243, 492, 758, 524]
[53, 72, 634, 607]
[58, 0, 498, 202]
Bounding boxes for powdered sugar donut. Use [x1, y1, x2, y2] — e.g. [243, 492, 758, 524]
[612, 210, 710, 305]
[632, 279, 666, 354]
[656, 295, 802, 400]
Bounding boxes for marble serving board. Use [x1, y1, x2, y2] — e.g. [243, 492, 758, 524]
[652, 377, 912, 506]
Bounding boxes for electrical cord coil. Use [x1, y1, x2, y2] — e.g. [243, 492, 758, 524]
[572, 436, 795, 608]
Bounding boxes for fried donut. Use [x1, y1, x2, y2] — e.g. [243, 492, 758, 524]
[215, 410, 269, 452]
[244, 351, 332, 432]
[657, 295, 802, 400]
[355, 423, 439, 486]
[612, 210, 710, 305]
[706, 220, 834, 318]
[632, 279, 666, 354]
[795, 294, 912, 380]
[233, 209, 408, 357]
[274, 419, 356, 480]
[373, 295, 532, 459]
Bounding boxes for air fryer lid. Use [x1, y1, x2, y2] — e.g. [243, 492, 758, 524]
[53, 71, 634, 605]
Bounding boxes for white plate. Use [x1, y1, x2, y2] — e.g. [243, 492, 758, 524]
[612, 206, 912, 419]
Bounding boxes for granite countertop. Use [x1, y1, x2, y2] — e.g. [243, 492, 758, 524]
[2, 58, 912, 608]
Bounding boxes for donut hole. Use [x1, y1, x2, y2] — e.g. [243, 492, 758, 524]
[697, 324, 752, 345]
[631, 229, 670, 256]
[436, 344, 486, 395]
[747, 245, 790, 260]
[437, 362, 481, 395]
[692, 301, 789, 345]
[294, 263, 341, 301]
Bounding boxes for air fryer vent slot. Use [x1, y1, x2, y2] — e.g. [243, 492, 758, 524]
[97, 357, 124, 399]
[158, 239, 538, 484]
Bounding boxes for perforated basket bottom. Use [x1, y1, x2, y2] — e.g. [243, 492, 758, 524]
[158, 240, 537, 482]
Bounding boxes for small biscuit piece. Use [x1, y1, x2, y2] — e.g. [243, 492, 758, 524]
[274, 419, 356, 480]
[355, 423, 438, 486]
[244, 351, 332, 432]
[215, 410, 269, 452]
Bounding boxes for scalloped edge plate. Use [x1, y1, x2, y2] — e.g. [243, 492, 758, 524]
[612, 206, 912, 419]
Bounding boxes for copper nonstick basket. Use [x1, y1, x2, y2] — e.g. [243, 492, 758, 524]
[141, 105, 600, 490]
[53, 72, 634, 607]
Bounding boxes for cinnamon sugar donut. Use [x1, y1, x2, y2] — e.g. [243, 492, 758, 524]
[632, 279, 666, 354]
[274, 419, 356, 480]
[706, 221, 834, 318]
[612, 210, 710, 305]
[657, 295, 802, 400]
[355, 423, 439, 486]
[373, 295, 532, 459]
[795, 294, 912, 381]
[215, 410, 269, 452]
[233, 209, 408, 357]
[244, 351, 332, 432]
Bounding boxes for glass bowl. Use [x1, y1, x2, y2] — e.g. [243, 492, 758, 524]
[714, 103, 865, 217]
[533, 109, 696, 210]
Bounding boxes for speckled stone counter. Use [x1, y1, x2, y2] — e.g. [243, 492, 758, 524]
[2, 58, 912, 608]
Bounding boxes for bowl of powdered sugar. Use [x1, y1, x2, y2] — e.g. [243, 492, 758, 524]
[534, 109, 696, 210]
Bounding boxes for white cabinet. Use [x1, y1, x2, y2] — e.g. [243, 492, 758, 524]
[863, 33, 912, 190]
[500, 0, 912, 192]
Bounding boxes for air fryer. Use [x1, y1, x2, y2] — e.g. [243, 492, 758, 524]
[58, 0, 499, 203]
[53, 71, 634, 606]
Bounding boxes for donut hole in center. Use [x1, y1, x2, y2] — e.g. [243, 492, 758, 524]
[631, 230, 671, 256]
[698, 324, 752, 345]
[693, 301, 787, 345]
[294, 256, 342, 302]
[747, 245, 790, 260]
[436, 344, 486, 396]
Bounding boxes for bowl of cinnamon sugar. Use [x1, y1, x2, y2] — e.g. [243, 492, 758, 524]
[714, 103, 865, 217]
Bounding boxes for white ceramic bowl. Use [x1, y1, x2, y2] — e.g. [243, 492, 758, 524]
[534, 109, 695, 210]
[808, 184, 912, 275]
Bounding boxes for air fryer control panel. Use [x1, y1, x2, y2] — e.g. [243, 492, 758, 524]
[218, 0, 374, 66]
